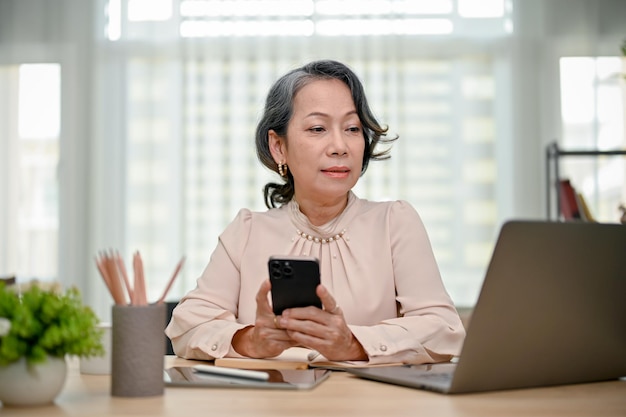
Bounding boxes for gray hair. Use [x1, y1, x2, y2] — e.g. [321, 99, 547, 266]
[256, 59, 396, 208]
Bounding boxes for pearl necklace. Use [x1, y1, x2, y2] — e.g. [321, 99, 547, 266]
[290, 193, 355, 245]
[296, 228, 347, 244]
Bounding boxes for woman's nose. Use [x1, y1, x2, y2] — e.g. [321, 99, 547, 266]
[328, 129, 348, 155]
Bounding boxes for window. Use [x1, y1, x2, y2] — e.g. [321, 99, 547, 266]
[0, 64, 61, 281]
[107, 0, 512, 40]
[94, 0, 513, 307]
[559, 57, 625, 222]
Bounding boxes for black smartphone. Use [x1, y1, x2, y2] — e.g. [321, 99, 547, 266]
[268, 256, 322, 315]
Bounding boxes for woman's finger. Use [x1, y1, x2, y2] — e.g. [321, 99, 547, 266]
[255, 279, 273, 314]
[316, 284, 341, 315]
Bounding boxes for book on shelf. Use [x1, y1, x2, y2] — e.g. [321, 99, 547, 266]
[558, 179, 598, 222]
[214, 347, 401, 370]
[575, 192, 596, 222]
[558, 179, 581, 220]
[558, 179, 582, 220]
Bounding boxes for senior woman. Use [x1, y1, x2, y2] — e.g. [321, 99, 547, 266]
[165, 60, 465, 365]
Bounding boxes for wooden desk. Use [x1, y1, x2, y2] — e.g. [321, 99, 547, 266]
[1, 356, 625, 416]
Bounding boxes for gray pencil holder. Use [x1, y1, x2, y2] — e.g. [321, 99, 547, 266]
[111, 303, 166, 397]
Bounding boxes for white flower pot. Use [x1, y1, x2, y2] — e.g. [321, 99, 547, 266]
[0, 356, 67, 406]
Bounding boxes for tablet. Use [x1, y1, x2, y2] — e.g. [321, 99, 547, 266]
[164, 366, 331, 390]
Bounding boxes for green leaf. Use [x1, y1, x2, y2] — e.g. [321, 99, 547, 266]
[0, 282, 105, 366]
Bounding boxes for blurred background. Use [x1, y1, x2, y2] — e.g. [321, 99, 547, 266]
[0, 0, 624, 321]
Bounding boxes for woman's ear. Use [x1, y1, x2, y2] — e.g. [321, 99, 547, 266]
[268, 130, 286, 163]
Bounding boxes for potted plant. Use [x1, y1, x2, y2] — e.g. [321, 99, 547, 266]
[0, 281, 104, 407]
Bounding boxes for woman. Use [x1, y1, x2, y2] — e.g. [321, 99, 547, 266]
[165, 60, 465, 364]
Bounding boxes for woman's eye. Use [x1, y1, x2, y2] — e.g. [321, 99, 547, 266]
[347, 126, 361, 133]
[308, 126, 325, 133]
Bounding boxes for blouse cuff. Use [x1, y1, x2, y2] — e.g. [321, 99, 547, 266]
[198, 322, 248, 359]
[349, 324, 438, 365]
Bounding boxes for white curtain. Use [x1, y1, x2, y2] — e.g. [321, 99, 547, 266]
[93, 1, 514, 316]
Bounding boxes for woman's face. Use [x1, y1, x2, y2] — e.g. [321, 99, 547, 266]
[269, 78, 365, 205]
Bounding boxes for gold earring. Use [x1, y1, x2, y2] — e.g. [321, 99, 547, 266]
[278, 162, 288, 177]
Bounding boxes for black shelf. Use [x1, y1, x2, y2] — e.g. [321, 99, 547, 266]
[545, 141, 626, 220]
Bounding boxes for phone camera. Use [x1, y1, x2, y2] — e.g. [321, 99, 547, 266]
[269, 260, 294, 279]
[270, 262, 282, 279]
[281, 262, 293, 277]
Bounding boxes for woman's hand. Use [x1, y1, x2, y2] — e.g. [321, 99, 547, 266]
[278, 284, 367, 361]
[231, 280, 297, 358]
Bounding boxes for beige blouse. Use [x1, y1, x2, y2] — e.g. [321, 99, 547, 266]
[165, 192, 466, 364]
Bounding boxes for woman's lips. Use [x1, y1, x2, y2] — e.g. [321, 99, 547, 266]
[322, 167, 350, 178]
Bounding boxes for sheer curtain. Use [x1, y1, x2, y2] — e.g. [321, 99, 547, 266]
[88, 0, 515, 320]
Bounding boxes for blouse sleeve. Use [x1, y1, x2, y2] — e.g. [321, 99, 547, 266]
[164, 209, 252, 360]
[348, 201, 466, 364]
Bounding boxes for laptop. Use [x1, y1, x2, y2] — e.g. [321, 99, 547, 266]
[346, 220, 626, 394]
